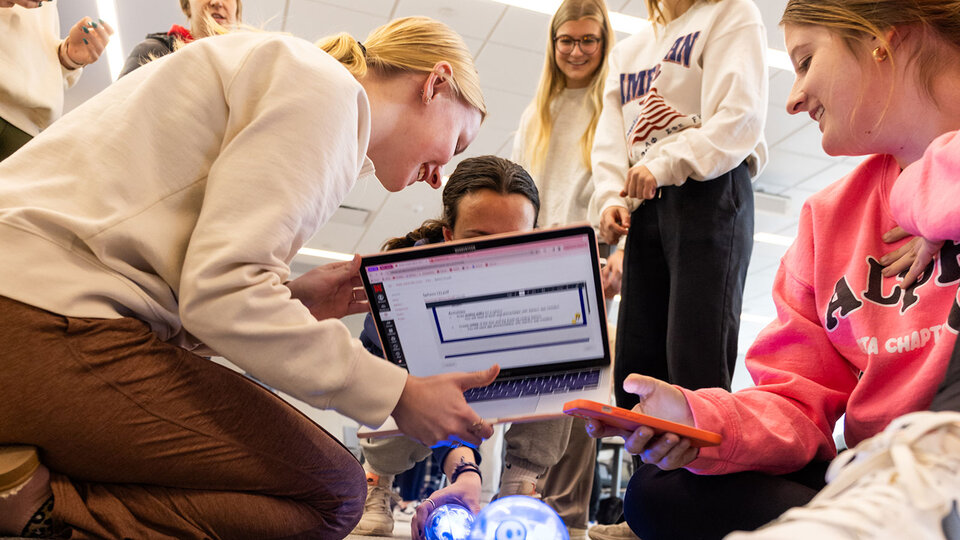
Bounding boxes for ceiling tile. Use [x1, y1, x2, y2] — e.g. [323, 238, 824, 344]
[475, 42, 544, 94]
[240, 0, 287, 31]
[754, 0, 787, 50]
[286, 0, 388, 42]
[753, 211, 798, 236]
[355, 182, 443, 253]
[776, 122, 834, 160]
[300, 0, 397, 18]
[768, 69, 797, 104]
[304, 220, 366, 253]
[482, 87, 534, 132]
[765, 104, 809, 148]
[488, 7, 550, 53]
[615, 0, 648, 18]
[465, 125, 515, 158]
[757, 149, 834, 189]
[394, 0, 506, 41]
[795, 159, 860, 192]
[340, 173, 390, 211]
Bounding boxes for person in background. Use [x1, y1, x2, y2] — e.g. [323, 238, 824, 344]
[0, 16, 494, 538]
[588, 0, 767, 537]
[119, 0, 240, 77]
[587, 0, 960, 538]
[349, 155, 541, 538]
[0, 0, 112, 161]
[507, 1, 615, 538]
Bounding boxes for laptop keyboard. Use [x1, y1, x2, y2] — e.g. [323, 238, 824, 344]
[464, 368, 601, 403]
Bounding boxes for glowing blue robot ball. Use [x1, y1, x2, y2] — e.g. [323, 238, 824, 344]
[468, 496, 569, 540]
[425, 503, 475, 540]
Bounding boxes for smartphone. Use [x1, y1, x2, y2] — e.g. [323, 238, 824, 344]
[563, 399, 722, 448]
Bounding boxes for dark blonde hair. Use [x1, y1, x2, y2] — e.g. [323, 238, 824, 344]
[317, 17, 486, 119]
[382, 156, 540, 251]
[525, 0, 615, 176]
[781, 0, 960, 102]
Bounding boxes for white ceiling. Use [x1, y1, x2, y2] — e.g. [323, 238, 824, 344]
[58, 0, 862, 380]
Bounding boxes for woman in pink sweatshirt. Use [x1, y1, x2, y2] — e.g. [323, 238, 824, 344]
[586, 1, 960, 538]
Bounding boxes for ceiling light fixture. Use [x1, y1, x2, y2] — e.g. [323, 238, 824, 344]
[297, 247, 354, 262]
[487, 0, 793, 71]
[95, 0, 123, 80]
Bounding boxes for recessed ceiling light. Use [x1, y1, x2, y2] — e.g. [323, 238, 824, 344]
[297, 247, 354, 262]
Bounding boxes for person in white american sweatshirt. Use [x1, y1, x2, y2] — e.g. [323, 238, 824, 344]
[591, 0, 767, 428]
[0, 17, 497, 539]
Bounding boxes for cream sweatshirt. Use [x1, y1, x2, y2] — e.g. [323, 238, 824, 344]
[513, 87, 601, 228]
[0, 32, 407, 428]
[592, 0, 768, 215]
[0, 1, 81, 136]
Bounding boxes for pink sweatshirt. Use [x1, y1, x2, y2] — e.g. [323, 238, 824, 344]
[682, 151, 960, 475]
[891, 131, 960, 242]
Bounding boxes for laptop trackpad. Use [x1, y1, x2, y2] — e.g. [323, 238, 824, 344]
[471, 396, 540, 419]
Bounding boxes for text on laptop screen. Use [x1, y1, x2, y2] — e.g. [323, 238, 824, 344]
[362, 231, 607, 378]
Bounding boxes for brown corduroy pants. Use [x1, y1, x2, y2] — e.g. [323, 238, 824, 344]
[0, 295, 365, 539]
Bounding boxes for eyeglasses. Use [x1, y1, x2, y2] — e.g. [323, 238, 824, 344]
[554, 35, 602, 55]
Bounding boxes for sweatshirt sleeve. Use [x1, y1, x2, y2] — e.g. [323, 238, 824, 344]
[680, 204, 858, 475]
[591, 45, 636, 217]
[176, 37, 406, 428]
[890, 130, 960, 242]
[58, 40, 83, 87]
[645, 11, 768, 187]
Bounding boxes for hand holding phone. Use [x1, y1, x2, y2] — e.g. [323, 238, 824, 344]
[564, 399, 721, 448]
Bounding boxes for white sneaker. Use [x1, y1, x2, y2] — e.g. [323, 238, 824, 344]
[568, 526, 589, 540]
[350, 473, 400, 536]
[588, 521, 641, 540]
[726, 411, 960, 540]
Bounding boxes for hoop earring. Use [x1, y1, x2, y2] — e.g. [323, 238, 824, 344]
[872, 47, 888, 62]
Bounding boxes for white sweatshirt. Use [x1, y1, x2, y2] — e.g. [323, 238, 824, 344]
[592, 0, 768, 215]
[0, 1, 81, 136]
[0, 32, 407, 428]
[512, 87, 599, 228]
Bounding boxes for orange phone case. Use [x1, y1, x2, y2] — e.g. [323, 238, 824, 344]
[563, 399, 722, 448]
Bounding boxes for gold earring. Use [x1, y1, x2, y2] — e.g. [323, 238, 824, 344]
[872, 47, 888, 62]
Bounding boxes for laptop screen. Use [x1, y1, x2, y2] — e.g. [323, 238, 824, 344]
[359, 226, 610, 379]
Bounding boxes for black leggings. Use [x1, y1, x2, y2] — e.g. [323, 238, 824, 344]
[622, 334, 960, 540]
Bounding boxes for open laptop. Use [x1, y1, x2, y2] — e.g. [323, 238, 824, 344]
[357, 224, 613, 432]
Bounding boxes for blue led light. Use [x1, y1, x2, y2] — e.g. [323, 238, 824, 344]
[425, 503, 475, 540]
[468, 496, 569, 540]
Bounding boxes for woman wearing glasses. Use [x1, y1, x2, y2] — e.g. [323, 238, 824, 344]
[507, 1, 615, 537]
[589, 1, 766, 536]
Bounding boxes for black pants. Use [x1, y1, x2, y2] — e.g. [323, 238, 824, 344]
[0, 116, 32, 162]
[614, 162, 753, 405]
[623, 327, 960, 540]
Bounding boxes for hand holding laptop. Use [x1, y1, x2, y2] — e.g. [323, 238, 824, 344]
[583, 374, 701, 471]
[287, 255, 368, 321]
[392, 365, 500, 446]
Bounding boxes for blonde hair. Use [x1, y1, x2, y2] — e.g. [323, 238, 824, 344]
[524, 0, 615, 176]
[781, 0, 960, 103]
[317, 17, 486, 119]
[645, 0, 721, 25]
